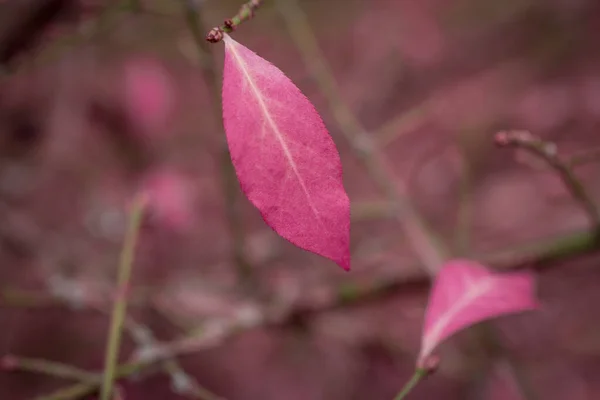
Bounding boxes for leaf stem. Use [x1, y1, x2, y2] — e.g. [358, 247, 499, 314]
[99, 194, 147, 400]
[394, 369, 427, 400]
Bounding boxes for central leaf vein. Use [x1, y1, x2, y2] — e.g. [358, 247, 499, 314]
[226, 39, 323, 225]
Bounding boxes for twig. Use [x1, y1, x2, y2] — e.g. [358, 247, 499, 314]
[376, 104, 429, 147]
[100, 194, 146, 400]
[183, 0, 255, 286]
[568, 147, 600, 167]
[128, 0, 142, 13]
[495, 130, 600, 227]
[454, 132, 475, 256]
[120, 315, 223, 400]
[274, 3, 544, 399]
[205, 0, 262, 43]
[23, 0, 138, 69]
[1, 355, 97, 383]
[111, 229, 600, 364]
[276, 0, 447, 274]
[2, 227, 598, 312]
[5, 225, 600, 399]
[0, 0, 75, 67]
[35, 359, 152, 400]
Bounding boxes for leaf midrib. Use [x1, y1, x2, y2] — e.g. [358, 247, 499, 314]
[225, 37, 323, 224]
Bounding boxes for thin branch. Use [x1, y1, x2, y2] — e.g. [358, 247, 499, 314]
[205, 0, 263, 43]
[2, 227, 598, 312]
[182, 0, 256, 286]
[495, 130, 600, 227]
[454, 132, 475, 257]
[119, 314, 223, 400]
[0, 0, 75, 67]
[128, 0, 142, 13]
[276, 0, 447, 274]
[5, 226, 600, 399]
[105, 229, 600, 364]
[567, 147, 600, 168]
[21, 0, 139, 69]
[100, 194, 146, 400]
[35, 359, 151, 400]
[376, 104, 429, 147]
[1, 355, 97, 383]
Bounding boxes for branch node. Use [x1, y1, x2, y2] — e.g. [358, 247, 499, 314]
[223, 18, 235, 31]
[205, 0, 263, 43]
[495, 130, 600, 227]
[206, 27, 224, 43]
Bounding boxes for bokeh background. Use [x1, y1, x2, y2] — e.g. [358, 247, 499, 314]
[1, 0, 600, 399]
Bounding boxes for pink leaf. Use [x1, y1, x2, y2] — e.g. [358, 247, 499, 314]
[141, 169, 193, 232]
[419, 259, 538, 362]
[124, 58, 174, 136]
[221, 34, 351, 270]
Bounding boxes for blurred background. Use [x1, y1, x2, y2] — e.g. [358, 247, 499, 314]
[1, 0, 600, 399]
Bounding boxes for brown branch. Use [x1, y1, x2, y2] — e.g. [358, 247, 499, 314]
[495, 130, 600, 227]
[86, 229, 600, 363]
[183, 0, 256, 287]
[568, 147, 600, 168]
[0, 0, 76, 67]
[4, 226, 600, 399]
[205, 0, 263, 43]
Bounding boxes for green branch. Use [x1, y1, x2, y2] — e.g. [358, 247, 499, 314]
[99, 194, 146, 400]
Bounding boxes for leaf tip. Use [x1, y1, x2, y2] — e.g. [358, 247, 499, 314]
[338, 260, 351, 272]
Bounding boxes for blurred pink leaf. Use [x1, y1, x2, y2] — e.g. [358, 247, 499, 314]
[419, 259, 538, 362]
[124, 58, 174, 135]
[141, 169, 193, 232]
[221, 34, 350, 270]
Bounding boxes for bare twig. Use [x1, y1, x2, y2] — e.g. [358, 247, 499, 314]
[274, 3, 544, 399]
[568, 147, 600, 168]
[118, 229, 600, 365]
[128, 0, 142, 13]
[454, 132, 475, 257]
[276, 0, 447, 274]
[495, 130, 600, 227]
[35, 359, 152, 400]
[2, 227, 598, 312]
[1, 355, 97, 383]
[205, 0, 262, 43]
[100, 194, 146, 400]
[183, 0, 255, 285]
[5, 225, 600, 399]
[0, 0, 76, 67]
[120, 315, 223, 400]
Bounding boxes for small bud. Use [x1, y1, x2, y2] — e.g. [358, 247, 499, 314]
[206, 27, 223, 43]
[494, 131, 510, 147]
[223, 19, 235, 31]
